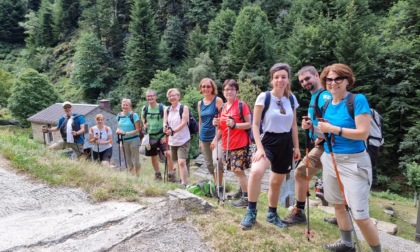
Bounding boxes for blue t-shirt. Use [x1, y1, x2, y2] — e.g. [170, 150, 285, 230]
[323, 93, 370, 154]
[57, 113, 86, 144]
[308, 89, 331, 139]
[116, 112, 140, 142]
[199, 96, 218, 142]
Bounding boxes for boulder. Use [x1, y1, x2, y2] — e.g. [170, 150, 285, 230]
[377, 221, 398, 235]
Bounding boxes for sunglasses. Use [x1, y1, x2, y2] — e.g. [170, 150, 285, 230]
[64, 106, 72, 109]
[299, 76, 311, 84]
[276, 101, 286, 115]
[325, 77, 346, 85]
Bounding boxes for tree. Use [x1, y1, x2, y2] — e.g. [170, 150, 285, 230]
[8, 68, 60, 126]
[160, 15, 186, 69]
[125, 0, 160, 94]
[71, 32, 112, 102]
[184, 0, 217, 31]
[227, 5, 275, 87]
[0, 0, 27, 43]
[187, 52, 216, 86]
[54, 0, 80, 40]
[236, 78, 261, 108]
[37, 0, 56, 47]
[144, 69, 183, 105]
[0, 69, 16, 108]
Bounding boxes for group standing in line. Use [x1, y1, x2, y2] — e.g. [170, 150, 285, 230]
[41, 62, 381, 251]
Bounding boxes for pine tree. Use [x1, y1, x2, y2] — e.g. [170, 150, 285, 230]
[160, 15, 186, 69]
[125, 0, 160, 94]
[54, 0, 80, 40]
[37, 0, 56, 46]
[184, 0, 217, 31]
[0, 0, 27, 43]
[8, 69, 60, 126]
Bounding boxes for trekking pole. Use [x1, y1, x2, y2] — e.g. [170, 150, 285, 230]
[121, 134, 127, 170]
[214, 115, 221, 204]
[164, 133, 169, 183]
[320, 118, 361, 252]
[118, 134, 122, 170]
[303, 117, 314, 241]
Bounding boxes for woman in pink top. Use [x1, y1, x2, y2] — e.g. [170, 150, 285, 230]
[163, 88, 191, 186]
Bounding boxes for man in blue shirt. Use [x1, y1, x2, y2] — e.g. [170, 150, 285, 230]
[42, 101, 86, 158]
[283, 66, 332, 225]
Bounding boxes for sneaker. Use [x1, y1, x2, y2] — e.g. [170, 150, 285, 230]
[324, 239, 355, 252]
[324, 217, 338, 225]
[227, 187, 242, 200]
[266, 212, 287, 229]
[240, 208, 257, 230]
[282, 207, 307, 225]
[231, 197, 248, 208]
[155, 172, 162, 180]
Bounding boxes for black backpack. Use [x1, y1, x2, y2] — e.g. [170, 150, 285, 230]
[166, 104, 199, 135]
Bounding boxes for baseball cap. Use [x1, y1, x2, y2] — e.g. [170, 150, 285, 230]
[62, 101, 72, 108]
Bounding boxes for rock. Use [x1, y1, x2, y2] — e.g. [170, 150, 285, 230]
[167, 189, 214, 214]
[377, 220, 398, 235]
[383, 209, 395, 217]
[317, 205, 335, 215]
[389, 202, 395, 205]
[410, 218, 416, 227]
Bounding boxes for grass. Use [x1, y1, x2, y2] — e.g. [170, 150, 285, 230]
[0, 127, 418, 251]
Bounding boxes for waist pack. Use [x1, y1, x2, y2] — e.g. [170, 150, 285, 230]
[187, 179, 216, 197]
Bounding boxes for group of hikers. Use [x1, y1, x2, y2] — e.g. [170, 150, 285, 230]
[42, 62, 382, 252]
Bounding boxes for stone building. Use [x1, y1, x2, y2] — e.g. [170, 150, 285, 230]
[27, 100, 121, 165]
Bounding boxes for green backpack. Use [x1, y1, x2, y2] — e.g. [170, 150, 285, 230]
[187, 180, 216, 197]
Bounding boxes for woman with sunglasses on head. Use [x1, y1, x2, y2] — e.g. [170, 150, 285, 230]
[89, 114, 113, 166]
[317, 63, 381, 252]
[240, 63, 300, 230]
[197, 78, 224, 196]
[212, 79, 251, 207]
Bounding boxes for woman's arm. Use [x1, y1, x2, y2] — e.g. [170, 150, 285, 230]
[292, 109, 301, 161]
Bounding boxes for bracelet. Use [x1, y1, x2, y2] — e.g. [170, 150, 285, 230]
[338, 127, 343, 136]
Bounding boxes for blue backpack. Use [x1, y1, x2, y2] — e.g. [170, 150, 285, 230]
[238, 91, 295, 143]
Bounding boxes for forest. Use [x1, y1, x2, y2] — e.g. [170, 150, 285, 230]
[0, 0, 419, 194]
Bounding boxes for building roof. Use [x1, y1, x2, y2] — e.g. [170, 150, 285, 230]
[27, 103, 107, 125]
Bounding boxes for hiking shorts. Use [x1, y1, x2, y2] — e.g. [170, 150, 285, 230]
[171, 140, 190, 161]
[145, 137, 168, 157]
[93, 147, 113, 162]
[295, 144, 324, 179]
[223, 146, 251, 172]
[321, 151, 372, 220]
[201, 140, 223, 175]
[262, 132, 293, 174]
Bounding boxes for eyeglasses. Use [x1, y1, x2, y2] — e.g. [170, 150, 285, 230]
[201, 85, 212, 89]
[276, 101, 286, 115]
[168, 94, 179, 98]
[223, 89, 236, 92]
[146, 95, 155, 98]
[325, 77, 346, 85]
[299, 76, 311, 84]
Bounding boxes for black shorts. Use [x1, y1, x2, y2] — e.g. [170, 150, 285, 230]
[262, 132, 293, 174]
[145, 138, 168, 156]
[93, 147, 113, 162]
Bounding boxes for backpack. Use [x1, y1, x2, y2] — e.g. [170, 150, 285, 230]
[167, 104, 199, 135]
[117, 112, 144, 139]
[237, 91, 295, 143]
[187, 179, 216, 197]
[321, 93, 384, 146]
[143, 104, 164, 134]
[312, 89, 329, 120]
[59, 114, 83, 141]
[90, 126, 110, 134]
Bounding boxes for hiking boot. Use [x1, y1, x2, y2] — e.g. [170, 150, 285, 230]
[266, 212, 287, 229]
[316, 191, 329, 206]
[240, 208, 257, 230]
[231, 197, 248, 208]
[324, 217, 338, 225]
[282, 207, 307, 225]
[227, 187, 242, 200]
[324, 239, 355, 252]
[213, 187, 225, 200]
[155, 172, 162, 180]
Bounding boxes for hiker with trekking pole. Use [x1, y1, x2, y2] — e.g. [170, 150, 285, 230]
[141, 89, 175, 181]
[240, 63, 300, 230]
[317, 63, 381, 252]
[197, 78, 224, 198]
[212, 79, 251, 208]
[116, 98, 141, 176]
[41, 101, 86, 159]
[163, 88, 191, 187]
[282, 66, 332, 228]
[89, 114, 113, 167]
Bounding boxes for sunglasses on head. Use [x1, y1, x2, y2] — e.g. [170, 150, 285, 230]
[276, 101, 286, 115]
